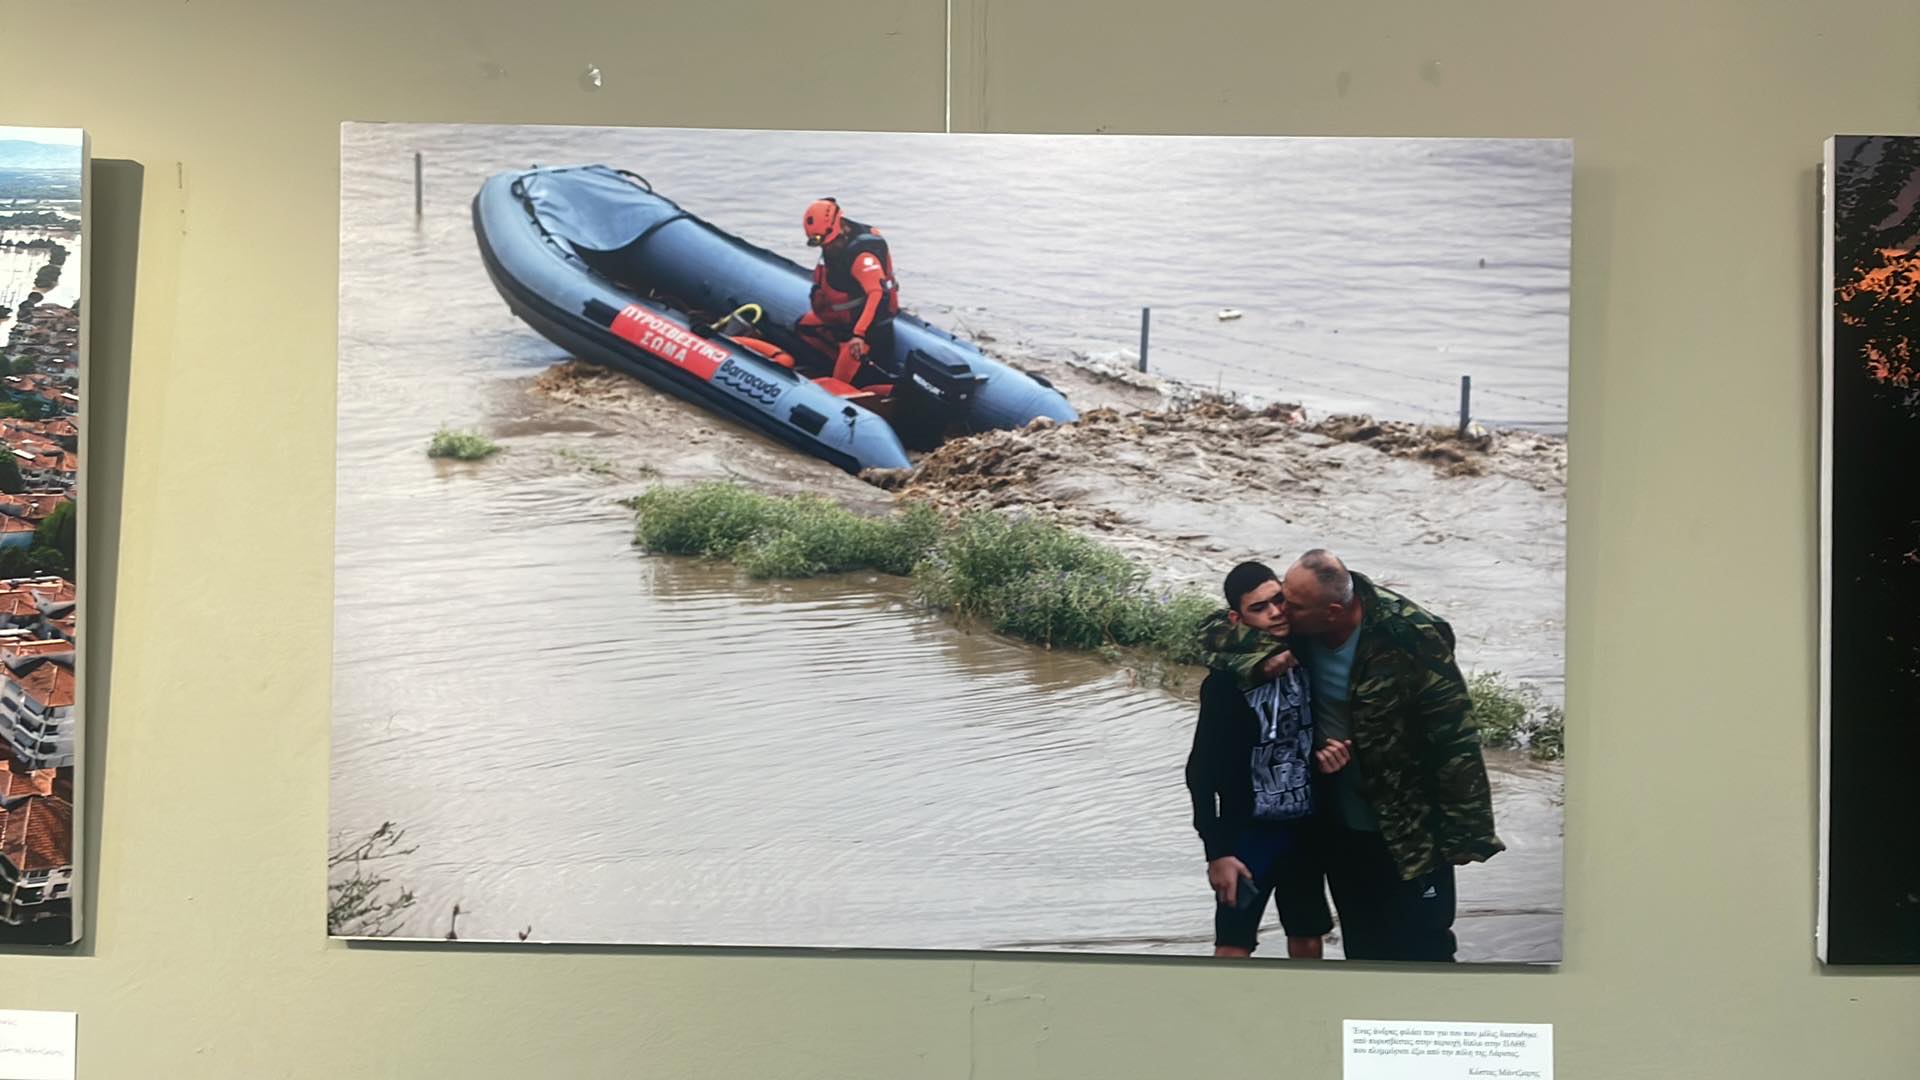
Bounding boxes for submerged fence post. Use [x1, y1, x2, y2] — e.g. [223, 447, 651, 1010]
[414, 152, 424, 218]
[1458, 375, 1472, 436]
[1139, 307, 1151, 373]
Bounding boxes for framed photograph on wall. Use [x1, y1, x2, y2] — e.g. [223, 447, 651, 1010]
[332, 123, 1569, 964]
[0, 126, 86, 946]
[1820, 135, 1920, 964]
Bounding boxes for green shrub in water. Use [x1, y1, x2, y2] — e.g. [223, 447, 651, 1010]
[739, 502, 939, 579]
[913, 513, 1131, 616]
[631, 482, 797, 560]
[1466, 671, 1565, 761]
[911, 513, 1224, 655]
[1149, 591, 1227, 666]
[630, 482, 1221, 659]
[632, 483, 942, 579]
[427, 427, 501, 461]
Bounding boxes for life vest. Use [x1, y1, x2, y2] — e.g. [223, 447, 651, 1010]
[810, 221, 899, 320]
[728, 334, 796, 369]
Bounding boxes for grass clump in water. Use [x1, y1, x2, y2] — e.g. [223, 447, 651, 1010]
[630, 482, 938, 578]
[740, 501, 941, 579]
[629, 482, 1218, 659]
[1466, 671, 1564, 761]
[427, 427, 501, 461]
[912, 512, 1217, 656]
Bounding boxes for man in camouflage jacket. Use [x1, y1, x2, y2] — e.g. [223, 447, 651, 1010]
[1194, 549, 1504, 961]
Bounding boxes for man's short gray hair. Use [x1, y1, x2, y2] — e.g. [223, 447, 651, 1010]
[1295, 549, 1354, 604]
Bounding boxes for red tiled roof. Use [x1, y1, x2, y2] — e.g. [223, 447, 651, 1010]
[0, 517, 36, 535]
[0, 765, 52, 802]
[0, 791, 71, 873]
[7, 660, 72, 709]
[3, 641, 70, 662]
[2, 438, 57, 458]
[20, 580, 72, 605]
[0, 596, 40, 619]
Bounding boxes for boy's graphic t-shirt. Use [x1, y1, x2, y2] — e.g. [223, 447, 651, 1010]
[1244, 667, 1313, 823]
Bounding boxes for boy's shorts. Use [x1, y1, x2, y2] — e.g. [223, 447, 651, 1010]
[1214, 821, 1332, 951]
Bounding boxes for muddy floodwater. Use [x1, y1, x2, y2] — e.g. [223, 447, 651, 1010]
[0, 224, 81, 320]
[334, 125, 1565, 961]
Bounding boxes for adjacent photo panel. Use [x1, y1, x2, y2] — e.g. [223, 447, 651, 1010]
[333, 124, 1569, 963]
[0, 126, 85, 946]
[1821, 135, 1920, 964]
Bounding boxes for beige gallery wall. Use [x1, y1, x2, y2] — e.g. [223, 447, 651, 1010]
[0, 0, 1915, 1076]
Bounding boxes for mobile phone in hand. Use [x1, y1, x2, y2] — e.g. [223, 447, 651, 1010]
[1231, 873, 1261, 912]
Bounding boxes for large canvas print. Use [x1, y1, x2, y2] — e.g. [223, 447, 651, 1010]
[1821, 135, 1920, 964]
[0, 126, 85, 946]
[333, 124, 1569, 963]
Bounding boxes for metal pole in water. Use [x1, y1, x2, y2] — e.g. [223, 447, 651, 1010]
[1458, 375, 1472, 437]
[1139, 307, 1151, 373]
[414, 152, 424, 218]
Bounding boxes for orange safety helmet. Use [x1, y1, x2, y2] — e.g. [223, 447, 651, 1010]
[803, 197, 845, 247]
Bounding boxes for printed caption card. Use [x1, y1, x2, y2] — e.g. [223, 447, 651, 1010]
[1344, 1019, 1551, 1080]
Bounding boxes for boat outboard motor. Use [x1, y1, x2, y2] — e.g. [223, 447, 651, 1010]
[889, 348, 984, 451]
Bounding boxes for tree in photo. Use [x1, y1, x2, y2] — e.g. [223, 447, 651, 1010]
[0, 455, 25, 496]
[22, 545, 65, 578]
[1833, 136, 1920, 405]
[34, 501, 72, 573]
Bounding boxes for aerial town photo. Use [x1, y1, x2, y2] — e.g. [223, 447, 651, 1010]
[0, 127, 83, 945]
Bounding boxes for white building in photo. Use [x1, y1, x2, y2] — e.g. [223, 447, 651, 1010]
[0, 656, 75, 771]
[0, 763, 73, 926]
[0, 578, 75, 638]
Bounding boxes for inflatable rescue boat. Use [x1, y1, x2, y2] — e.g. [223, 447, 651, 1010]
[472, 165, 1078, 473]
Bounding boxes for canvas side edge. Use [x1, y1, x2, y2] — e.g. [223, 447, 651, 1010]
[1815, 136, 1836, 964]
